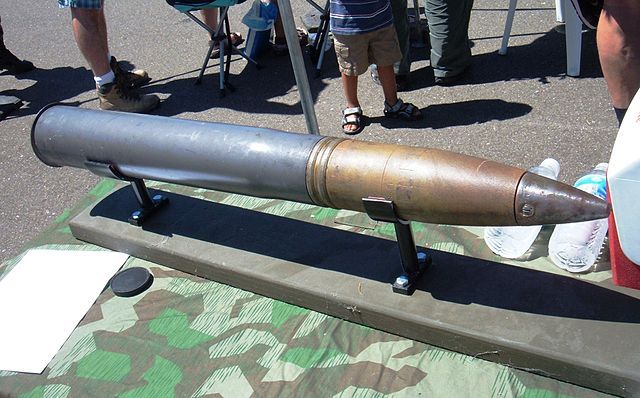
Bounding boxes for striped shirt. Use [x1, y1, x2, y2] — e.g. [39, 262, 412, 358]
[330, 0, 393, 35]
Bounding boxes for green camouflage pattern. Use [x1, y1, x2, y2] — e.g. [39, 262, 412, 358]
[0, 180, 614, 397]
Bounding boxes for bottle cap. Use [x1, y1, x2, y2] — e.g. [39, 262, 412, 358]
[594, 162, 609, 172]
[540, 158, 560, 178]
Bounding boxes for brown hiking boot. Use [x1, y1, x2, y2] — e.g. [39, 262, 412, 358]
[97, 82, 159, 113]
[110, 56, 151, 89]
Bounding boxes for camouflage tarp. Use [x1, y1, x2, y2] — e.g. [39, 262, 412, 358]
[0, 180, 614, 397]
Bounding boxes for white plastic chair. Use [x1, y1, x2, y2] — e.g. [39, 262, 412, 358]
[499, 0, 583, 77]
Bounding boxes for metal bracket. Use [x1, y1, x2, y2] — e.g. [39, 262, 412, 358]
[84, 160, 169, 226]
[362, 197, 431, 295]
[127, 179, 169, 226]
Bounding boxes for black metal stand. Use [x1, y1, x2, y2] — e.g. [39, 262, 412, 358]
[83, 160, 169, 227]
[306, 0, 330, 77]
[127, 178, 169, 226]
[362, 197, 431, 295]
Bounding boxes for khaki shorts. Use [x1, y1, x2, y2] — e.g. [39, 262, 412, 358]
[333, 24, 401, 76]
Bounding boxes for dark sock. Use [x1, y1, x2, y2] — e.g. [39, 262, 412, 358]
[614, 107, 627, 126]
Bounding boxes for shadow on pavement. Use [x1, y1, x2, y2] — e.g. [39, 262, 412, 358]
[8, 27, 600, 123]
[371, 99, 533, 131]
[408, 27, 601, 90]
[7, 66, 94, 117]
[151, 49, 337, 117]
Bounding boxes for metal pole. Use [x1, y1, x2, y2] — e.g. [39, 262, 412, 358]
[277, 0, 320, 135]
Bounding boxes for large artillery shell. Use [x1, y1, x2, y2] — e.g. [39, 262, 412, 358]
[32, 105, 609, 226]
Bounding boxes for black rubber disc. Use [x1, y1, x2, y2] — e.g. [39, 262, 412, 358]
[110, 267, 154, 297]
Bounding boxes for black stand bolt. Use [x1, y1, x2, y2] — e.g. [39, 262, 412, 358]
[128, 178, 169, 226]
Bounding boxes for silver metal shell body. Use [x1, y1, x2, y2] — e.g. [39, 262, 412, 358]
[32, 105, 322, 204]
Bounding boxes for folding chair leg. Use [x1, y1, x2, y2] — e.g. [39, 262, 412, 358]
[310, 0, 330, 77]
[499, 0, 518, 55]
[219, 39, 226, 96]
[197, 39, 217, 85]
[178, 7, 260, 92]
[185, 10, 225, 85]
[228, 43, 260, 68]
[564, 0, 582, 77]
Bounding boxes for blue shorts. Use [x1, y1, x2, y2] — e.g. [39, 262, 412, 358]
[58, 0, 103, 8]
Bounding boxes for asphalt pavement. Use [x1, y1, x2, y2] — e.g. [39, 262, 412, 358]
[0, 0, 617, 264]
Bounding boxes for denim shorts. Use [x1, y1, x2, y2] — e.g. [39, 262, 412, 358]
[58, 0, 103, 8]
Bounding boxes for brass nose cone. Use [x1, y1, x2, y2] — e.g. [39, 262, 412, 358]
[515, 172, 611, 226]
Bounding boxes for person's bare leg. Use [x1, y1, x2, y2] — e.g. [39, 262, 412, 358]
[70, 7, 110, 77]
[377, 65, 398, 105]
[342, 74, 360, 133]
[96, 6, 109, 58]
[597, 0, 640, 120]
[201, 9, 218, 35]
[342, 74, 359, 108]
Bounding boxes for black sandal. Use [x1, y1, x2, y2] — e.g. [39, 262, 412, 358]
[342, 106, 364, 135]
[383, 99, 422, 121]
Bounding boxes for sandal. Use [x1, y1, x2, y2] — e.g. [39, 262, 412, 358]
[209, 32, 244, 58]
[383, 99, 422, 121]
[342, 106, 364, 135]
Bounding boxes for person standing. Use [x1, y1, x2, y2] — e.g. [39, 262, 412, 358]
[568, 0, 640, 125]
[330, 0, 422, 134]
[425, 0, 474, 85]
[371, 0, 473, 88]
[370, 0, 411, 91]
[58, 0, 159, 113]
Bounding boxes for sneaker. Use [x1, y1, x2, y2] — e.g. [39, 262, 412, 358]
[567, 0, 603, 29]
[434, 67, 469, 86]
[97, 82, 159, 113]
[434, 74, 462, 86]
[110, 56, 151, 89]
[0, 48, 35, 75]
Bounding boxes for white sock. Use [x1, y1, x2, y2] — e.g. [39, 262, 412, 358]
[94, 70, 115, 87]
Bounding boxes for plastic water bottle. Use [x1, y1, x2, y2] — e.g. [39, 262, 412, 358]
[484, 158, 561, 259]
[548, 163, 609, 273]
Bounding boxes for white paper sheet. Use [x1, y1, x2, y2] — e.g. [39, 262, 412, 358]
[0, 249, 129, 373]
